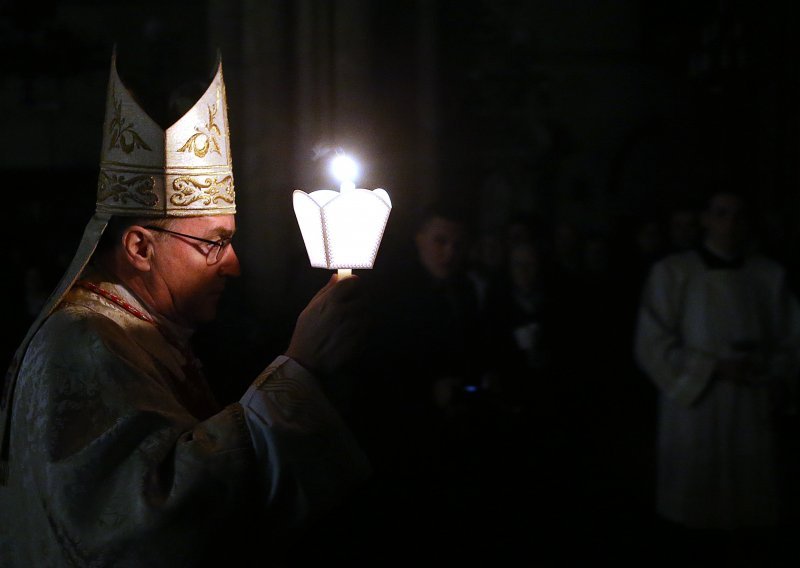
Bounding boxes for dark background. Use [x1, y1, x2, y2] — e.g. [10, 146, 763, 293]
[2, 0, 800, 564]
[4, 0, 800, 338]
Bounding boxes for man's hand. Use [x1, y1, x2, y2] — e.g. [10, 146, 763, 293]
[285, 273, 368, 376]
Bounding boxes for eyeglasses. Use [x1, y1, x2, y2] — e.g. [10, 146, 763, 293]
[144, 226, 233, 265]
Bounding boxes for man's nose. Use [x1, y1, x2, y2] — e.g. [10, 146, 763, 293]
[219, 244, 241, 277]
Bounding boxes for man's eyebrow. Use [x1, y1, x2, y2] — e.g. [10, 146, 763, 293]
[206, 227, 235, 239]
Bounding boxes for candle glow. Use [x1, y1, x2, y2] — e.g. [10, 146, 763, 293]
[293, 150, 391, 279]
[330, 154, 358, 192]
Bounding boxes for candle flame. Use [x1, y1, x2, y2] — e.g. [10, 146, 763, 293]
[330, 154, 359, 188]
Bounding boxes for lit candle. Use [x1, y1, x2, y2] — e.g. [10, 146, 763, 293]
[292, 151, 391, 279]
[330, 153, 358, 193]
[330, 153, 358, 278]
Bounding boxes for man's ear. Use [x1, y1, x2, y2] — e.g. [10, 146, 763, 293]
[121, 226, 155, 271]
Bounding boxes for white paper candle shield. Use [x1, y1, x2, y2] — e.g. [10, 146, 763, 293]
[293, 188, 392, 269]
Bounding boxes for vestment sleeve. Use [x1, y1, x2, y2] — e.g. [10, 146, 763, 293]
[634, 260, 716, 407]
[9, 310, 369, 566]
[239, 355, 372, 525]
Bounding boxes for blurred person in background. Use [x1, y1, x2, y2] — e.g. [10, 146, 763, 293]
[634, 188, 800, 564]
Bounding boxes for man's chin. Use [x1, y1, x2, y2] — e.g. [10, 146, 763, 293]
[181, 304, 219, 328]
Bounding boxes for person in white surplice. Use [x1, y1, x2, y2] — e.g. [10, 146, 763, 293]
[635, 189, 800, 532]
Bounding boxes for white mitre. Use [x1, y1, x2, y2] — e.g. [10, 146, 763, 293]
[97, 51, 235, 217]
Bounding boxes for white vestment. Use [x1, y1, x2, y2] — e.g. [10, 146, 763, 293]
[635, 248, 800, 529]
[0, 271, 370, 566]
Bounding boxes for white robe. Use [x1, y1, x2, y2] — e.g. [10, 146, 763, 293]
[634, 249, 800, 529]
[0, 273, 370, 566]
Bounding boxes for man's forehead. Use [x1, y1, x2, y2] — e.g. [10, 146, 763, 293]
[171, 214, 236, 232]
[424, 216, 464, 235]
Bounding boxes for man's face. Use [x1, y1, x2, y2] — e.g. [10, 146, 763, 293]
[414, 216, 466, 281]
[149, 214, 240, 327]
[702, 193, 748, 251]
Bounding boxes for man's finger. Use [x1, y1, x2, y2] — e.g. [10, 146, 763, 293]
[307, 273, 340, 303]
[327, 275, 363, 302]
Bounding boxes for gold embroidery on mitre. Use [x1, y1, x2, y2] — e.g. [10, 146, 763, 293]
[108, 84, 152, 154]
[178, 100, 222, 158]
[170, 176, 235, 206]
[97, 172, 159, 206]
